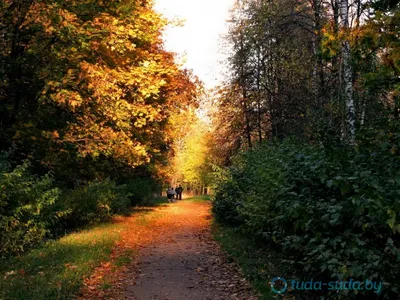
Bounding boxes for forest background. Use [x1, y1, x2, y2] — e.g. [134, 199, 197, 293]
[211, 0, 399, 299]
[0, 0, 210, 257]
[0, 0, 399, 299]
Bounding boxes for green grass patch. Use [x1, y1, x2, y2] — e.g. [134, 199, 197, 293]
[100, 279, 112, 291]
[185, 195, 211, 202]
[114, 249, 136, 268]
[212, 222, 289, 300]
[0, 221, 126, 300]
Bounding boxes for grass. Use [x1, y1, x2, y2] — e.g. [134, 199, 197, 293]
[212, 222, 290, 300]
[114, 249, 135, 268]
[0, 194, 211, 300]
[0, 222, 126, 300]
[186, 195, 211, 202]
[0, 197, 168, 300]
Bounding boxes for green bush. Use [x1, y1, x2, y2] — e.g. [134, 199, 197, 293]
[0, 150, 133, 257]
[0, 160, 61, 257]
[0, 145, 155, 258]
[213, 140, 400, 299]
[60, 179, 130, 228]
[212, 169, 242, 225]
[122, 177, 161, 205]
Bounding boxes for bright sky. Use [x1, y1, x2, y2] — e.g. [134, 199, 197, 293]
[154, 0, 236, 88]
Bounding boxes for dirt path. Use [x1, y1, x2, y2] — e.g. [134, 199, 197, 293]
[79, 199, 258, 300]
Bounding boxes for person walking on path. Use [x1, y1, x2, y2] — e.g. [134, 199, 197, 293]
[176, 185, 183, 200]
[167, 187, 176, 203]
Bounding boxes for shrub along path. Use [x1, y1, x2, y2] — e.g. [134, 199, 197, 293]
[78, 197, 257, 300]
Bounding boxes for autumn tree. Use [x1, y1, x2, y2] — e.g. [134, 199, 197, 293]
[211, 0, 399, 163]
[166, 98, 213, 194]
[211, 0, 316, 163]
[0, 0, 199, 185]
[212, 2, 400, 298]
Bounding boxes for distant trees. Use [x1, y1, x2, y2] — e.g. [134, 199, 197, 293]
[211, 0, 400, 164]
[167, 103, 213, 195]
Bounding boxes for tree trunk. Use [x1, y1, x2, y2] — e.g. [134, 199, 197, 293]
[340, 0, 356, 143]
[311, 0, 324, 104]
[242, 87, 252, 149]
[256, 45, 263, 145]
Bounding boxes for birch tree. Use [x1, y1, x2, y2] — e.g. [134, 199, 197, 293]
[340, 0, 356, 143]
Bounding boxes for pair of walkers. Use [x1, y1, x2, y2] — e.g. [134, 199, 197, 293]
[166, 185, 183, 202]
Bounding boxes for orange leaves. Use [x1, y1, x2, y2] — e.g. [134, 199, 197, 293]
[50, 90, 83, 112]
[5, 0, 200, 171]
[52, 131, 60, 139]
[320, 24, 341, 60]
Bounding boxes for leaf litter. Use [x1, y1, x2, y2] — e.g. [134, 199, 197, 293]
[78, 200, 258, 300]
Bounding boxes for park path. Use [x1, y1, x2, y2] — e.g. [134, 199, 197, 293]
[78, 198, 258, 300]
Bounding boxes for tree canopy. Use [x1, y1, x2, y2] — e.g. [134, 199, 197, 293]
[0, 0, 201, 257]
[0, 0, 200, 184]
